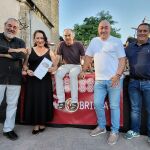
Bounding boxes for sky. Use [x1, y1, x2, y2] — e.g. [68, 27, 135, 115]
[59, 0, 150, 43]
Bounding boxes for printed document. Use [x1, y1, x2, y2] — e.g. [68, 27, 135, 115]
[34, 57, 52, 80]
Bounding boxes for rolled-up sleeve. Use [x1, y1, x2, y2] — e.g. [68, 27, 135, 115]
[10, 39, 26, 60]
[0, 45, 9, 54]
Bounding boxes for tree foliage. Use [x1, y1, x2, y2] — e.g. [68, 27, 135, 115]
[73, 11, 121, 45]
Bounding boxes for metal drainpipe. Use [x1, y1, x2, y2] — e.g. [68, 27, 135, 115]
[29, 9, 32, 47]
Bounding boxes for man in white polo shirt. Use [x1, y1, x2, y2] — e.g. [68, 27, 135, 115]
[80, 20, 126, 145]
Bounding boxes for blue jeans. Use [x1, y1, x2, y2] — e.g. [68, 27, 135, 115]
[94, 79, 123, 133]
[128, 79, 150, 137]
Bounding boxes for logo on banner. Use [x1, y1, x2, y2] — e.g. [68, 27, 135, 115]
[53, 95, 79, 113]
[53, 95, 109, 112]
[65, 98, 79, 113]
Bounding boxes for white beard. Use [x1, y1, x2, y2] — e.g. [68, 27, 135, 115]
[4, 32, 15, 40]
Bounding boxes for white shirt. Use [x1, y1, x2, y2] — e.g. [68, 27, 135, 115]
[86, 36, 126, 80]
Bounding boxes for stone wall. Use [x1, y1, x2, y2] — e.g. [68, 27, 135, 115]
[33, 0, 59, 45]
[0, 0, 20, 33]
[0, 0, 59, 47]
[50, 0, 59, 46]
[32, 0, 51, 20]
[18, 2, 31, 47]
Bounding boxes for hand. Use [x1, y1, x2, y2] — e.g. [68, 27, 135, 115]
[17, 48, 28, 54]
[26, 48, 31, 55]
[10, 48, 27, 54]
[48, 66, 58, 73]
[0, 54, 12, 58]
[23, 65, 28, 70]
[79, 71, 85, 79]
[22, 70, 27, 76]
[110, 75, 120, 87]
[27, 69, 34, 76]
[9, 48, 27, 54]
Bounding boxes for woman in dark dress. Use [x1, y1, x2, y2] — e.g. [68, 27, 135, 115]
[23, 30, 57, 134]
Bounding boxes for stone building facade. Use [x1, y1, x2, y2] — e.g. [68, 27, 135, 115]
[0, 0, 59, 47]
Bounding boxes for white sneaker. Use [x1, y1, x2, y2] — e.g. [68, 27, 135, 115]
[90, 126, 106, 137]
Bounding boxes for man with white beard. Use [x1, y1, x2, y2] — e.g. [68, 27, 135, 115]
[0, 18, 27, 141]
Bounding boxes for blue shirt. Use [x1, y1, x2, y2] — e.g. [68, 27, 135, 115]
[125, 39, 150, 79]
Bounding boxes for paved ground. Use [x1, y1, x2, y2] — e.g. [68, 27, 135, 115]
[0, 123, 149, 150]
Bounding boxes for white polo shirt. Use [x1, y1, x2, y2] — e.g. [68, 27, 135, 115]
[86, 36, 126, 80]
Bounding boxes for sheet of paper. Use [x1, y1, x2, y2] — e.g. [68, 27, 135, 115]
[34, 57, 52, 80]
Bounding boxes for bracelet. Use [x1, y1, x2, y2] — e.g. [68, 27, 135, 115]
[116, 74, 121, 78]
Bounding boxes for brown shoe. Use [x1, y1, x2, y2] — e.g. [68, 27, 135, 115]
[107, 132, 119, 145]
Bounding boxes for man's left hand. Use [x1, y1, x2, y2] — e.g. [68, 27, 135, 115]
[111, 75, 120, 87]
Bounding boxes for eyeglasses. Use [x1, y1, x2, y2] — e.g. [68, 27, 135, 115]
[137, 29, 149, 33]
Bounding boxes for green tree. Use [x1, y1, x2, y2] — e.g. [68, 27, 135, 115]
[73, 11, 121, 46]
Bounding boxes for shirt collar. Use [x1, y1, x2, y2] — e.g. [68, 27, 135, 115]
[134, 38, 150, 46]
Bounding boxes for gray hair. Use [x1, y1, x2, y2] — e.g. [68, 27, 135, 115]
[4, 18, 19, 26]
[63, 28, 75, 37]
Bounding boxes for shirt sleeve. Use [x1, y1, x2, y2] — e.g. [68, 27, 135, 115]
[125, 43, 133, 58]
[125, 47, 128, 57]
[116, 39, 126, 58]
[85, 38, 95, 57]
[10, 39, 26, 60]
[78, 42, 85, 56]
[57, 42, 63, 55]
[0, 45, 9, 54]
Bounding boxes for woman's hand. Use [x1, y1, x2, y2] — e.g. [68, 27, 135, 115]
[27, 69, 34, 76]
[22, 70, 27, 76]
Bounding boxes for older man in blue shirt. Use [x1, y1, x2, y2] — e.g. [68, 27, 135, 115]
[125, 23, 150, 144]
